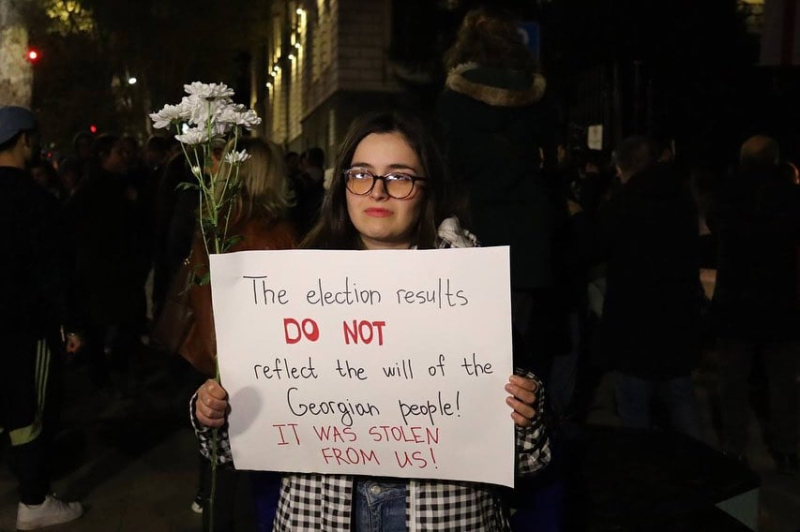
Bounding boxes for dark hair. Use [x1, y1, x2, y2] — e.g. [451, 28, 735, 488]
[613, 136, 658, 177]
[444, 7, 537, 73]
[305, 147, 325, 168]
[301, 111, 448, 250]
[145, 135, 169, 152]
[30, 160, 62, 190]
[73, 131, 93, 151]
[88, 134, 120, 174]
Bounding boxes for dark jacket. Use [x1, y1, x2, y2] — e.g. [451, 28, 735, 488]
[0, 166, 78, 337]
[593, 163, 701, 379]
[64, 169, 149, 324]
[438, 63, 557, 291]
[707, 165, 800, 340]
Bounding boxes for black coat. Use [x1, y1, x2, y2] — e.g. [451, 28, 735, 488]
[437, 64, 558, 291]
[593, 164, 702, 379]
[707, 165, 800, 340]
[64, 169, 149, 324]
[0, 166, 78, 337]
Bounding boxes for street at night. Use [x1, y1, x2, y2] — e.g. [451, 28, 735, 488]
[1, 0, 799, 531]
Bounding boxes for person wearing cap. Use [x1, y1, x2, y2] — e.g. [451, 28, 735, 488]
[0, 105, 85, 529]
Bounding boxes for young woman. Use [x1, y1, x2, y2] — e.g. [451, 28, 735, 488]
[193, 112, 550, 531]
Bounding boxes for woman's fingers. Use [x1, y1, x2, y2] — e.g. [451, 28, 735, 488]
[506, 395, 536, 424]
[196, 379, 229, 427]
[505, 375, 537, 405]
[506, 375, 537, 427]
[203, 379, 228, 401]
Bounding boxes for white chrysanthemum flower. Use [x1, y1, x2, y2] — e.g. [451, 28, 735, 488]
[181, 95, 216, 126]
[212, 103, 262, 131]
[191, 165, 203, 178]
[175, 128, 209, 145]
[215, 104, 244, 125]
[149, 103, 187, 129]
[236, 109, 262, 128]
[211, 121, 233, 138]
[183, 82, 235, 100]
[224, 149, 251, 165]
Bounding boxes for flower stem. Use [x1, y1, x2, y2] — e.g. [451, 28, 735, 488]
[209, 362, 221, 532]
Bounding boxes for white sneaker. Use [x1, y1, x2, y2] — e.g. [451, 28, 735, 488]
[190, 499, 203, 514]
[16, 494, 84, 530]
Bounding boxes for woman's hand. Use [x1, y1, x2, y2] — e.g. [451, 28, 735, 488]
[505, 375, 538, 428]
[195, 379, 229, 428]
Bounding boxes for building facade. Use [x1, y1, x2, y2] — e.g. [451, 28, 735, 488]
[259, 0, 405, 162]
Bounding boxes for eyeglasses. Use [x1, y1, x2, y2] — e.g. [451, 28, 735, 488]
[343, 168, 427, 199]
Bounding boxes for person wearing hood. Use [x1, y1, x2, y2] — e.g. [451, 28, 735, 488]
[438, 7, 568, 400]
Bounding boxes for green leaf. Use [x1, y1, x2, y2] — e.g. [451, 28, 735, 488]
[196, 272, 211, 286]
[222, 235, 244, 252]
[176, 181, 200, 191]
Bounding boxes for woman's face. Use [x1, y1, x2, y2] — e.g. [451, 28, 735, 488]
[345, 132, 426, 250]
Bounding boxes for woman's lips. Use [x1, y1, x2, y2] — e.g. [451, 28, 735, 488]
[364, 208, 392, 217]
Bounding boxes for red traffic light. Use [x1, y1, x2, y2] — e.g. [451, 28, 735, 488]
[27, 49, 40, 62]
[90, 125, 97, 134]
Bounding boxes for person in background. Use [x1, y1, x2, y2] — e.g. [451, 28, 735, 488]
[289, 146, 326, 239]
[30, 159, 66, 201]
[64, 134, 149, 395]
[70, 131, 93, 187]
[0, 105, 84, 530]
[579, 136, 704, 440]
[708, 135, 800, 474]
[437, 6, 566, 386]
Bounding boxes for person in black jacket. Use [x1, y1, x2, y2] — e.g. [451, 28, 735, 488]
[0, 106, 84, 529]
[708, 136, 800, 474]
[583, 136, 704, 440]
[437, 7, 566, 382]
[64, 134, 149, 393]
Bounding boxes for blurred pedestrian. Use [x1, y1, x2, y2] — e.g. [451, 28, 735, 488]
[64, 134, 149, 394]
[708, 135, 800, 474]
[0, 105, 84, 530]
[586, 136, 704, 440]
[438, 6, 567, 385]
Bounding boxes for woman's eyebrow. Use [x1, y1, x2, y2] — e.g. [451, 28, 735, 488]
[350, 162, 418, 172]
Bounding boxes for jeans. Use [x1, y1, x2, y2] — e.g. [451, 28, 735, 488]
[615, 372, 704, 441]
[354, 479, 406, 532]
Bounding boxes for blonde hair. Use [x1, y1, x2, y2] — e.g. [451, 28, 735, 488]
[217, 137, 292, 224]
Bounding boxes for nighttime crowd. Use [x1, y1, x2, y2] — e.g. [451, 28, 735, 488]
[1, 5, 799, 532]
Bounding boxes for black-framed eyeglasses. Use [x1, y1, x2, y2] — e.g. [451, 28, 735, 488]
[343, 167, 427, 199]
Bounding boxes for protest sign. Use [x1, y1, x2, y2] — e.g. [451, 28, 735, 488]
[209, 246, 514, 487]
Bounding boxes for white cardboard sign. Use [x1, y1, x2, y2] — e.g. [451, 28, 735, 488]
[208, 247, 514, 487]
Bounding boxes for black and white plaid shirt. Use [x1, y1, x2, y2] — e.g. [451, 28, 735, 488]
[192, 217, 551, 531]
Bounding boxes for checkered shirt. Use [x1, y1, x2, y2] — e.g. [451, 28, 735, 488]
[191, 217, 552, 530]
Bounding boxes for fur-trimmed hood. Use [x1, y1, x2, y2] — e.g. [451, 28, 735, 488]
[445, 62, 546, 107]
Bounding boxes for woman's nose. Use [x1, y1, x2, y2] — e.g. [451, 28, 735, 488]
[369, 177, 389, 199]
